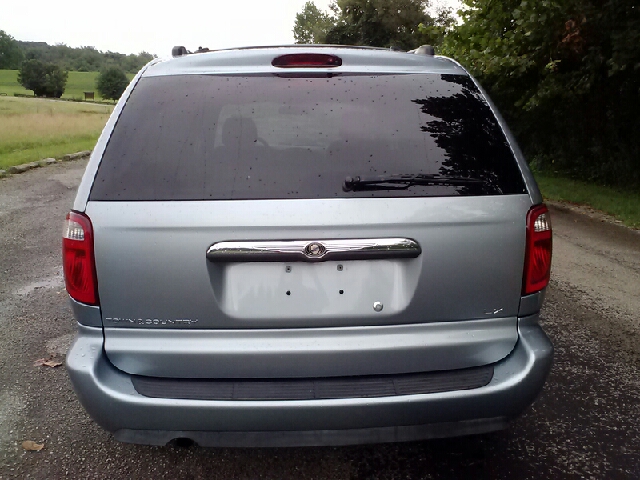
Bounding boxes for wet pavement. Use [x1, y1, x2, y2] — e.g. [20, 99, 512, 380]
[0, 160, 638, 479]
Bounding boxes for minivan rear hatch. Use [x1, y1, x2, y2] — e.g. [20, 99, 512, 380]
[87, 69, 531, 376]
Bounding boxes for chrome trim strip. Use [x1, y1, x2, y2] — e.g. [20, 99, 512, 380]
[206, 238, 421, 262]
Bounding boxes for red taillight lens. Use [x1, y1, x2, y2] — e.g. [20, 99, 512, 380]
[272, 53, 342, 68]
[62, 211, 98, 305]
[523, 204, 552, 295]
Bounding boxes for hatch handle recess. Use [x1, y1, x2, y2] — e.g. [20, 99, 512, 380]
[206, 238, 421, 263]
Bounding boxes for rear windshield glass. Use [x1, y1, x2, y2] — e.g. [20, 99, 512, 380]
[90, 73, 526, 201]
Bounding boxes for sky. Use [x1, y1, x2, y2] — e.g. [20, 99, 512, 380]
[3, 0, 461, 57]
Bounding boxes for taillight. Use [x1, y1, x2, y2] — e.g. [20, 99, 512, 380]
[62, 211, 98, 305]
[523, 204, 552, 295]
[272, 53, 342, 68]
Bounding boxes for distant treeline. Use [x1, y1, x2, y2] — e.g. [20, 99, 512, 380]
[0, 31, 155, 73]
[18, 42, 155, 73]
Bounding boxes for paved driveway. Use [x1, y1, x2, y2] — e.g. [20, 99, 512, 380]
[0, 161, 638, 479]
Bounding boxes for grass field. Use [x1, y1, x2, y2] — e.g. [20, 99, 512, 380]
[0, 96, 112, 169]
[0, 70, 134, 101]
[536, 173, 640, 229]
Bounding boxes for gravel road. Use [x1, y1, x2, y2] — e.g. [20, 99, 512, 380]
[0, 160, 638, 479]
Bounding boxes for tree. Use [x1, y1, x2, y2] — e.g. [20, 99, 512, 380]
[293, 0, 452, 50]
[293, 2, 335, 44]
[123, 51, 154, 73]
[96, 67, 129, 101]
[0, 30, 23, 69]
[440, 0, 640, 187]
[17, 59, 68, 97]
[324, 0, 444, 50]
[416, 4, 456, 49]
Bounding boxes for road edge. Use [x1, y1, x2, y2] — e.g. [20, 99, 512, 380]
[546, 200, 639, 233]
[0, 151, 92, 179]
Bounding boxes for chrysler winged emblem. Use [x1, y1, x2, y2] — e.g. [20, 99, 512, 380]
[304, 242, 327, 258]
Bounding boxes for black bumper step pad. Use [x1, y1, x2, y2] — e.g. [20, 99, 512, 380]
[132, 365, 494, 401]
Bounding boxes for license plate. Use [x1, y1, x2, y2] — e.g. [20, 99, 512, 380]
[217, 260, 417, 319]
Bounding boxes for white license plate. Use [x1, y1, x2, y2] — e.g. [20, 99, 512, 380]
[217, 260, 419, 319]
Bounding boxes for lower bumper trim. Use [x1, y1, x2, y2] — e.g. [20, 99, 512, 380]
[115, 417, 507, 448]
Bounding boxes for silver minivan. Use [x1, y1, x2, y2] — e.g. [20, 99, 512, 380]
[63, 45, 553, 447]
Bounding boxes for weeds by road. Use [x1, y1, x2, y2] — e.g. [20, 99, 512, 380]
[536, 173, 640, 229]
[0, 96, 112, 169]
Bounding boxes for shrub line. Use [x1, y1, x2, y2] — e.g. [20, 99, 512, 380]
[0, 150, 91, 178]
[12, 92, 114, 105]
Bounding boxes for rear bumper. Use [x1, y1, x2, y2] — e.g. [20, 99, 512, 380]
[66, 317, 553, 447]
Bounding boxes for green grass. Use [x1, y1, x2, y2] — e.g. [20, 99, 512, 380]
[535, 173, 640, 229]
[0, 70, 134, 101]
[0, 96, 112, 169]
[0, 69, 26, 97]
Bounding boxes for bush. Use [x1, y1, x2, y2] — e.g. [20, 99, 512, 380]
[96, 67, 129, 101]
[17, 59, 68, 97]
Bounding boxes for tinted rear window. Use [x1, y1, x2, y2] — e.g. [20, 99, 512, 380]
[90, 73, 526, 201]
